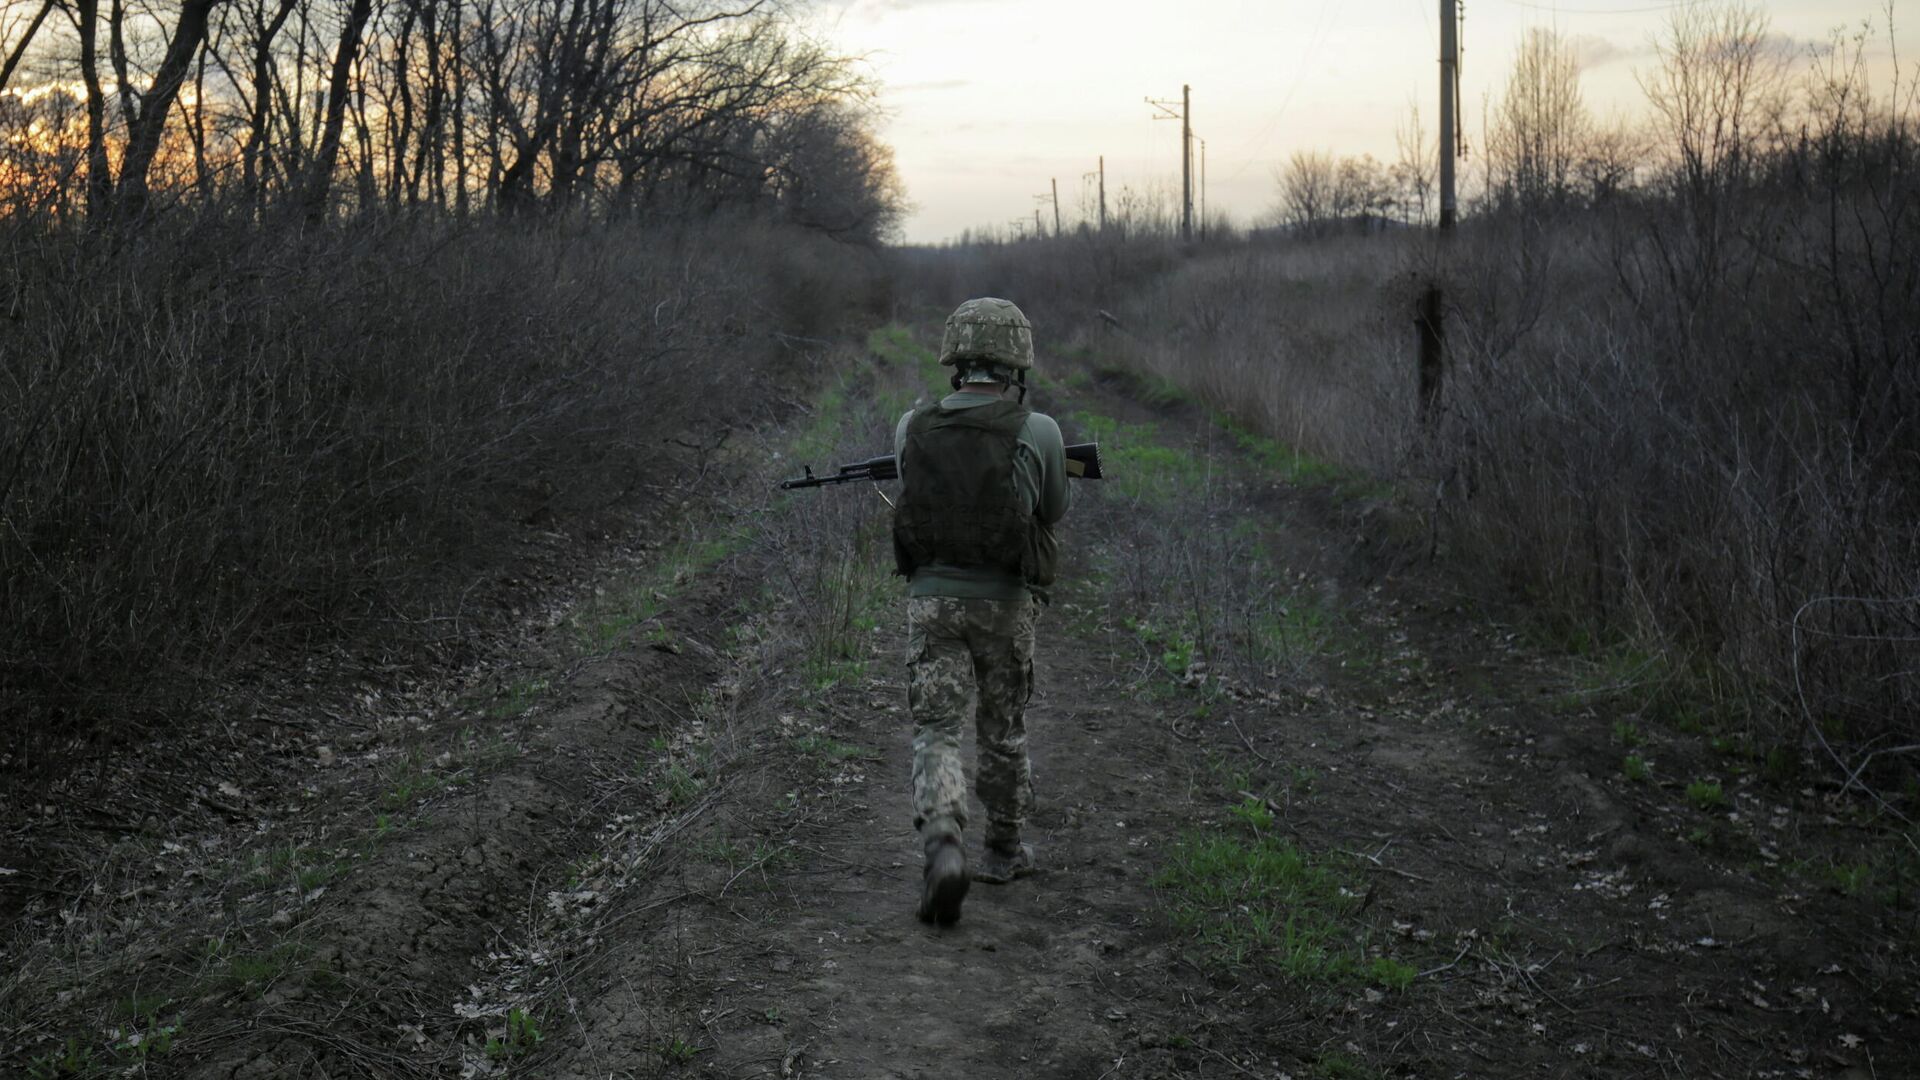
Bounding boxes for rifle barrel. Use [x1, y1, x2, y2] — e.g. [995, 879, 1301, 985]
[781, 442, 1103, 490]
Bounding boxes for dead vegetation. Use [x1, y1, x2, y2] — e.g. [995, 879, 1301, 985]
[887, 0, 1918, 814]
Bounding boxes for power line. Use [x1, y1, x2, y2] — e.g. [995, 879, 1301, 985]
[1501, 0, 1702, 14]
[1226, 0, 1336, 181]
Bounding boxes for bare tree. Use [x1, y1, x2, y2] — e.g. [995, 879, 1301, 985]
[1393, 102, 1435, 224]
[1488, 27, 1590, 211]
[1278, 148, 1336, 235]
[1639, 0, 1787, 205]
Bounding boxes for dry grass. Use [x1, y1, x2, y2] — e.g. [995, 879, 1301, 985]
[0, 214, 886, 770]
[887, 118, 1918, 792]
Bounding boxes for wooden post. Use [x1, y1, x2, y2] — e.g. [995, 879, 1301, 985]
[1439, 0, 1457, 230]
[1421, 0, 1457, 422]
[1181, 84, 1192, 242]
[1098, 155, 1106, 232]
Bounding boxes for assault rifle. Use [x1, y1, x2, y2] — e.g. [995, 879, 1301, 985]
[780, 442, 1104, 490]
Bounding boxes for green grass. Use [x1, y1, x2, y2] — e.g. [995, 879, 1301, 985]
[203, 939, 311, 998]
[1250, 597, 1336, 669]
[246, 844, 340, 892]
[379, 749, 464, 810]
[800, 656, 868, 693]
[1072, 412, 1209, 506]
[485, 1007, 543, 1061]
[1622, 755, 1651, 782]
[1368, 956, 1417, 991]
[1154, 823, 1379, 980]
[1686, 779, 1726, 811]
[568, 533, 739, 655]
[1313, 1051, 1382, 1080]
[867, 323, 941, 378]
[656, 1035, 701, 1064]
[1217, 414, 1366, 492]
[663, 762, 705, 807]
[1612, 720, 1643, 748]
[27, 1036, 96, 1078]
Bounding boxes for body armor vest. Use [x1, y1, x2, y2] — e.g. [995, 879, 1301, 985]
[892, 401, 1056, 586]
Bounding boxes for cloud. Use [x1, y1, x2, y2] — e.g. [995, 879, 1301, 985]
[1570, 33, 1631, 69]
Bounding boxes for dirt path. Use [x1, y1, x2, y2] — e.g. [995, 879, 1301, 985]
[532, 352, 1918, 1079]
[5, 332, 1915, 1080]
[542, 588, 1179, 1079]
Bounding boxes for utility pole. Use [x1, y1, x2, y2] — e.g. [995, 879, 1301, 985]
[1439, 0, 1459, 230]
[1146, 86, 1193, 241]
[1421, 0, 1461, 422]
[1182, 84, 1192, 241]
[1051, 177, 1061, 235]
[1099, 155, 1106, 232]
[1197, 136, 1207, 241]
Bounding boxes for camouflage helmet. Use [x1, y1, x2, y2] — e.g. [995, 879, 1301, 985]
[939, 297, 1034, 373]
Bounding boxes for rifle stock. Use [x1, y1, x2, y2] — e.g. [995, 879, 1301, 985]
[780, 442, 1102, 490]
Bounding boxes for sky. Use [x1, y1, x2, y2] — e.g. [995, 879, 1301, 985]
[802, 0, 1918, 243]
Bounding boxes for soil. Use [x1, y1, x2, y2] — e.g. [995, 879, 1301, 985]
[3, 342, 1915, 1080]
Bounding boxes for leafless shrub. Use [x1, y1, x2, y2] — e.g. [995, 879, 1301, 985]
[0, 214, 881, 766]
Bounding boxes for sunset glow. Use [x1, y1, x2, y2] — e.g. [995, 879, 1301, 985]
[808, 0, 1920, 242]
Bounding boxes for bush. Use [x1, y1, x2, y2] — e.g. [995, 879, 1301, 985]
[0, 215, 880, 763]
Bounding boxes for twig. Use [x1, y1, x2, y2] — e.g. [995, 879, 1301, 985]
[1194, 1042, 1262, 1079]
[1418, 941, 1473, 979]
[1792, 592, 1918, 825]
[1227, 714, 1272, 764]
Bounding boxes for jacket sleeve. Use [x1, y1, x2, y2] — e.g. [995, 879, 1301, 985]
[1025, 412, 1069, 525]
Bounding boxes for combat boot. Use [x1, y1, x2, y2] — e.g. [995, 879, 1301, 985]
[973, 841, 1034, 884]
[917, 835, 969, 926]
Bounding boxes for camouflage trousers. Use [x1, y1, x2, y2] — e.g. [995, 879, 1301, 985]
[906, 595, 1037, 850]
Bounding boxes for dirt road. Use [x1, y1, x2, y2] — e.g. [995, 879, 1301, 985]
[4, 329, 1915, 1079]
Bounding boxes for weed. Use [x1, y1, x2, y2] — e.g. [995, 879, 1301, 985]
[380, 750, 461, 810]
[1227, 794, 1275, 832]
[1071, 412, 1208, 506]
[792, 734, 874, 761]
[1622, 755, 1651, 782]
[487, 676, 550, 720]
[111, 1013, 180, 1062]
[657, 1035, 701, 1064]
[1287, 765, 1320, 802]
[485, 1007, 544, 1061]
[1612, 720, 1642, 748]
[27, 1037, 95, 1079]
[1219, 415, 1365, 492]
[1369, 956, 1416, 990]
[1827, 862, 1872, 896]
[800, 656, 868, 693]
[112, 993, 170, 1020]
[1686, 780, 1725, 811]
[1762, 745, 1800, 786]
[1154, 827, 1373, 978]
[663, 763, 705, 807]
[206, 941, 311, 997]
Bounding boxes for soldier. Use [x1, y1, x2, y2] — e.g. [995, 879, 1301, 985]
[892, 297, 1069, 926]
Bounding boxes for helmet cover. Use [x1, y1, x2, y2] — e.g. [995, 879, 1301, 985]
[939, 297, 1034, 372]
